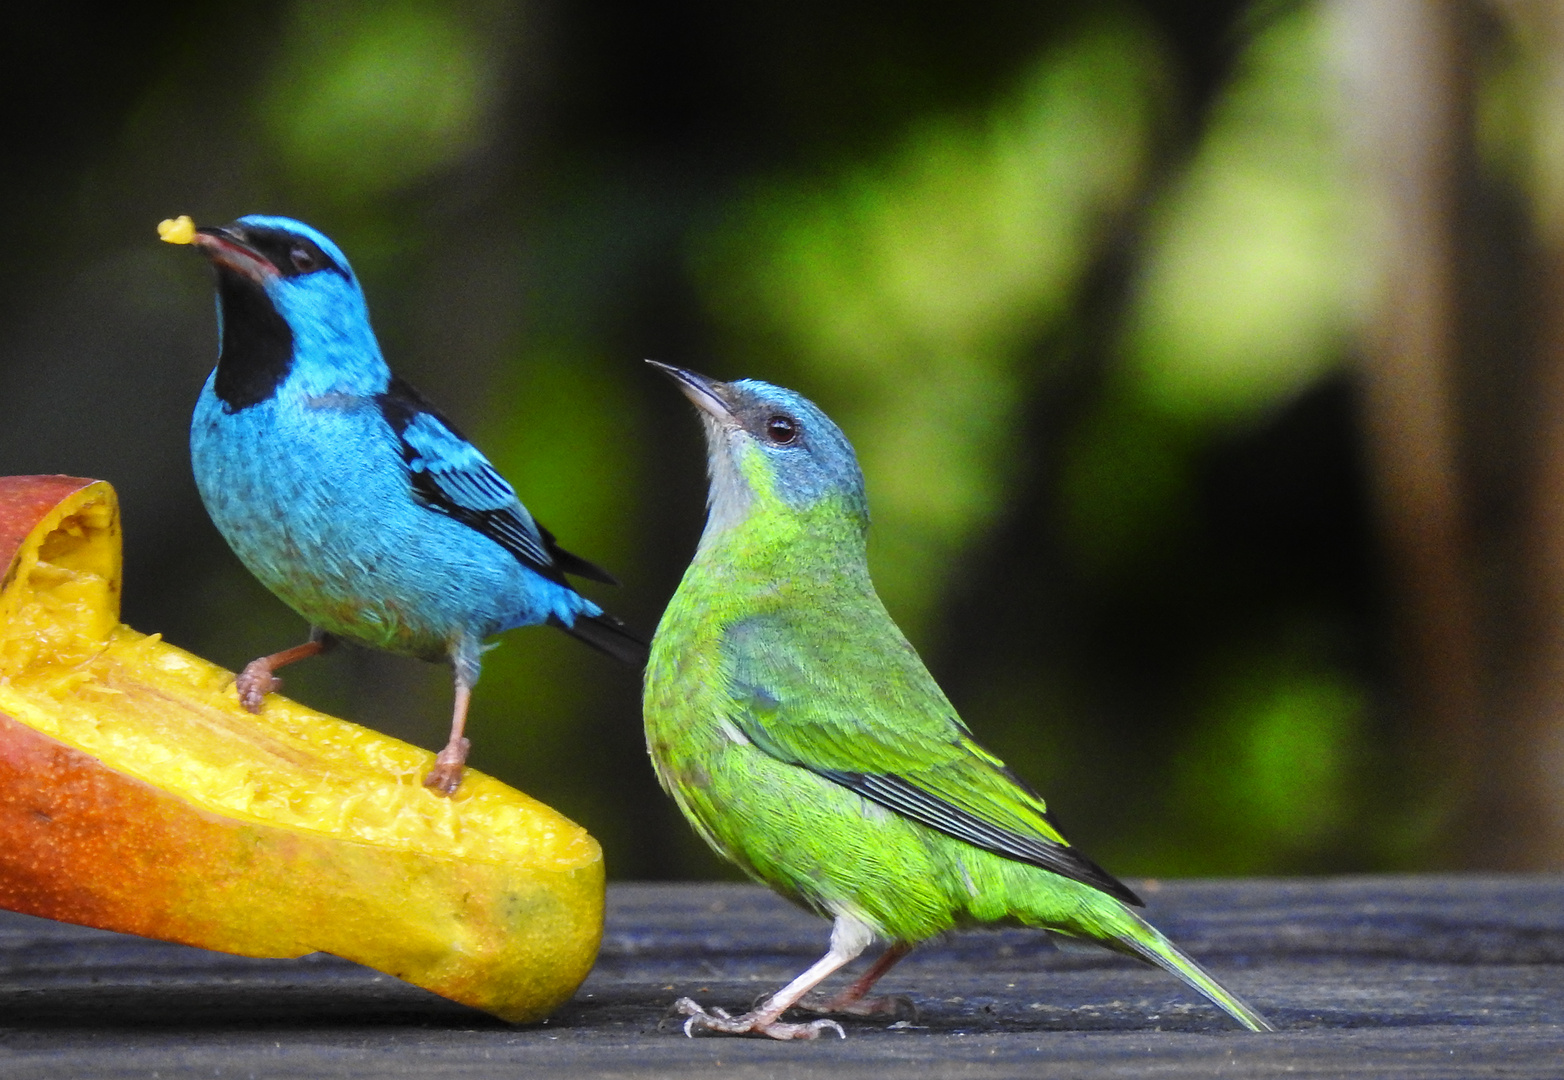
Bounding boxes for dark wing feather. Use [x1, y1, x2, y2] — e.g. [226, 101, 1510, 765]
[814, 768, 1140, 906]
[548, 610, 648, 665]
[376, 376, 613, 585]
[537, 523, 618, 585]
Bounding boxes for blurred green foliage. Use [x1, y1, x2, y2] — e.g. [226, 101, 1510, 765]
[1123, 4, 1367, 424]
[697, 18, 1166, 641]
[262, 0, 495, 199]
[0, 0, 1539, 880]
[1166, 642, 1367, 874]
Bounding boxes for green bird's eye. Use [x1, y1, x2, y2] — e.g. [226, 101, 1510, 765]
[765, 415, 798, 445]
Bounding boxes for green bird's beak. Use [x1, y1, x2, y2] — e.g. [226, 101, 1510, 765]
[646, 361, 735, 424]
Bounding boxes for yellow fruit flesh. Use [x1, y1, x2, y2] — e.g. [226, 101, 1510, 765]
[0, 479, 603, 1021]
[157, 215, 196, 244]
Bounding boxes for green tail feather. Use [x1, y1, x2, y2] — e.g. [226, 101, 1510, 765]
[1112, 913, 1275, 1032]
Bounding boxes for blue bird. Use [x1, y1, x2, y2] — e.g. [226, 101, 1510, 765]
[170, 214, 645, 796]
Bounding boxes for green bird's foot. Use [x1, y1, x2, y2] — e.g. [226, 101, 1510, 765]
[798, 989, 918, 1021]
[673, 998, 846, 1040]
[795, 940, 918, 1020]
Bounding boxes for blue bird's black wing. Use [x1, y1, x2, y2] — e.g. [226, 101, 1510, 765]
[375, 376, 618, 586]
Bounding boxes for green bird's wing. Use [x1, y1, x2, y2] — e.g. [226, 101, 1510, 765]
[722, 615, 1140, 906]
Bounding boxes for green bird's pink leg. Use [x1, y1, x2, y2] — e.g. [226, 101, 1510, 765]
[235, 628, 334, 712]
[799, 940, 915, 1018]
[676, 914, 875, 1040]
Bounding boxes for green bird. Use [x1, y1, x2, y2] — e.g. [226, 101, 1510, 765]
[642, 362, 1275, 1040]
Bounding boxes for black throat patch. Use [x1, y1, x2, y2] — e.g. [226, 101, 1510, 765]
[213, 270, 294, 412]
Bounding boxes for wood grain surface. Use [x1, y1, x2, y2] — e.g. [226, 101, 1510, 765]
[0, 875, 1560, 1078]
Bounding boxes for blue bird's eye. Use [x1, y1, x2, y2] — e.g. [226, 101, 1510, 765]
[290, 246, 319, 273]
[765, 415, 798, 445]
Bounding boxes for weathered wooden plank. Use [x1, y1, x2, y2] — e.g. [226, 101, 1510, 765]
[0, 876, 1558, 1078]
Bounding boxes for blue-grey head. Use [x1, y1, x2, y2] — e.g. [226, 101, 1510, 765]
[187, 215, 383, 409]
[649, 362, 869, 542]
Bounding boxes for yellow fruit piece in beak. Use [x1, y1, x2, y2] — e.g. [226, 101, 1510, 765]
[157, 215, 196, 244]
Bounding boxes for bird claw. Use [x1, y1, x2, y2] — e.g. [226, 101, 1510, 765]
[235, 662, 281, 713]
[673, 997, 846, 1040]
[422, 738, 471, 797]
[798, 990, 919, 1021]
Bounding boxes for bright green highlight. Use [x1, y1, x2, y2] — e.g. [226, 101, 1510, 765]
[1059, 5, 1369, 580]
[260, 0, 493, 197]
[698, 18, 1167, 641]
[1170, 646, 1365, 874]
[1123, 4, 1368, 424]
[1476, 7, 1564, 242]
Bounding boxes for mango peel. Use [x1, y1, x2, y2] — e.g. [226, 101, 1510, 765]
[0, 476, 603, 1021]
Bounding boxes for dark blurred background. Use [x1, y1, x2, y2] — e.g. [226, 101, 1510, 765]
[1, 0, 1560, 879]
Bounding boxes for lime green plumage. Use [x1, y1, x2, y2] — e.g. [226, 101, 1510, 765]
[643, 370, 1272, 1033]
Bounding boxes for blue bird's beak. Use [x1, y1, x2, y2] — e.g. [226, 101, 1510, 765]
[647, 361, 734, 424]
[190, 226, 278, 284]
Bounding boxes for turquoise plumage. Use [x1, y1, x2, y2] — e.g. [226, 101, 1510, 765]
[176, 215, 643, 795]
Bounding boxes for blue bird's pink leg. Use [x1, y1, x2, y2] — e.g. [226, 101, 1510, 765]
[422, 683, 472, 797]
[424, 637, 480, 797]
[235, 629, 334, 713]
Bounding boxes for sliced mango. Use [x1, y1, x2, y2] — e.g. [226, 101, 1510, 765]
[0, 476, 602, 1022]
[157, 216, 196, 244]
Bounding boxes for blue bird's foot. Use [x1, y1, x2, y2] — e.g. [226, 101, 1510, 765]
[422, 737, 471, 797]
[673, 997, 845, 1041]
[235, 660, 282, 713]
[234, 634, 335, 713]
[423, 677, 475, 797]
